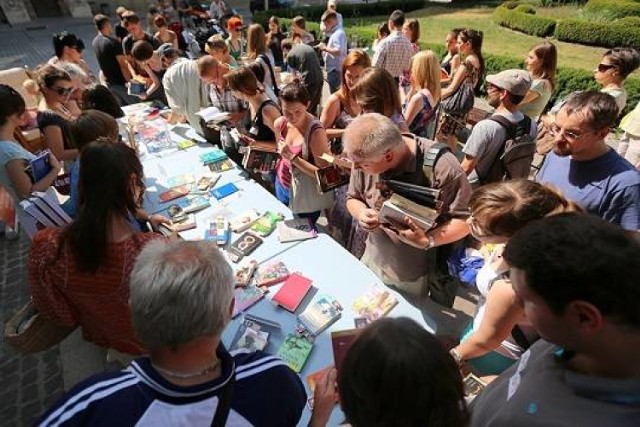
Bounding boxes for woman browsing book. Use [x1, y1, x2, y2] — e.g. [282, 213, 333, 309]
[0, 85, 61, 224]
[274, 80, 333, 224]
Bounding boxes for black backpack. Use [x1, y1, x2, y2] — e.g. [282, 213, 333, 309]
[479, 115, 536, 184]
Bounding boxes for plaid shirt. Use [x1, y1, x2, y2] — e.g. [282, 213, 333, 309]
[372, 31, 415, 78]
[209, 85, 246, 113]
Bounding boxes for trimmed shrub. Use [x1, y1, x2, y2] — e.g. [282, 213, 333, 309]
[555, 18, 640, 48]
[619, 16, 640, 26]
[492, 5, 556, 37]
[584, 0, 640, 22]
[514, 4, 536, 13]
[503, 1, 519, 9]
[252, 0, 426, 27]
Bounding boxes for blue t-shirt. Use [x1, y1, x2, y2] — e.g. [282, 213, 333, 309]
[537, 149, 640, 230]
[0, 140, 36, 203]
[38, 347, 306, 426]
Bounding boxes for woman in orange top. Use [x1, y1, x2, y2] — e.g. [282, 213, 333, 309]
[29, 140, 167, 356]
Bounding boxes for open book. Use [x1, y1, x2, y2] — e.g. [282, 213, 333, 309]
[379, 193, 440, 231]
[196, 106, 231, 124]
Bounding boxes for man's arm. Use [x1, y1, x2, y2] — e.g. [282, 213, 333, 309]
[460, 154, 477, 176]
[346, 171, 380, 231]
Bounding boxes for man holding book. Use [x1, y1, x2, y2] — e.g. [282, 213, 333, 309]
[343, 113, 471, 303]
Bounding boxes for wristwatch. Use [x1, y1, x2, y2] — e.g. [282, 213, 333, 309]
[424, 234, 436, 250]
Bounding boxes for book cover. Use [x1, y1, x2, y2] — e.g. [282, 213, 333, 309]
[255, 260, 290, 287]
[29, 150, 52, 183]
[208, 159, 235, 173]
[159, 185, 190, 203]
[182, 196, 210, 214]
[351, 285, 398, 322]
[235, 259, 258, 287]
[380, 193, 440, 231]
[210, 182, 239, 200]
[229, 209, 261, 233]
[314, 165, 349, 194]
[331, 329, 361, 376]
[251, 211, 283, 237]
[232, 285, 266, 318]
[200, 148, 228, 166]
[232, 327, 269, 352]
[277, 218, 318, 243]
[165, 173, 195, 188]
[298, 294, 343, 336]
[204, 217, 229, 246]
[271, 273, 313, 313]
[228, 232, 263, 258]
[242, 146, 278, 172]
[277, 334, 314, 373]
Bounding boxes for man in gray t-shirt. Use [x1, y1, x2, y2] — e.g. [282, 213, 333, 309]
[470, 215, 640, 427]
[461, 69, 535, 186]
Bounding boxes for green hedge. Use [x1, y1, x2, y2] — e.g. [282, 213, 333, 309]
[252, 0, 426, 27]
[584, 0, 640, 21]
[492, 5, 556, 37]
[514, 4, 536, 13]
[502, 1, 519, 9]
[555, 18, 640, 48]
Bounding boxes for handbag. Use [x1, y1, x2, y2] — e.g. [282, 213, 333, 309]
[4, 300, 76, 354]
[441, 80, 474, 116]
[290, 121, 334, 213]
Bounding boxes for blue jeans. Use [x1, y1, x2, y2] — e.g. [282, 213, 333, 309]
[327, 69, 341, 94]
[275, 176, 321, 225]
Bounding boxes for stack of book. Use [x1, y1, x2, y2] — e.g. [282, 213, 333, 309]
[19, 191, 72, 239]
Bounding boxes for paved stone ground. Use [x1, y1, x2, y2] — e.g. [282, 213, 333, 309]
[0, 233, 63, 426]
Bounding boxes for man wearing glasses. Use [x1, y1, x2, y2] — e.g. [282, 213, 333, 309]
[537, 90, 640, 230]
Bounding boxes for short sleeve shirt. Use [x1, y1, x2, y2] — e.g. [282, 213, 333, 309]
[372, 31, 415, 78]
[324, 27, 347, 72]
[0, 140, 35, 203]
[347, 136, 472, 283]
[537, 148, 640, 230]
[92, 34, 126, 86]
[37, 110, 74, 150]
[519, 78, 553, 119]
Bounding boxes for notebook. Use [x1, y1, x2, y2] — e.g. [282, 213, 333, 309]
[271, 273, 313, 313]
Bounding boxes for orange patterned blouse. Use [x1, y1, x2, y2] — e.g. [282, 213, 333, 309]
[28, 227, 166, 355]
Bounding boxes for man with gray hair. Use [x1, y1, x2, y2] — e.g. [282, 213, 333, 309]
[39, 240, 306, 426]
[536, 90, 640, 230]
[162, 54, 209, 133]
[344, 113, 471, 305]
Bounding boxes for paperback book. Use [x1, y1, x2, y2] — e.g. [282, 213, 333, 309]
[242, 146, 279, 173]
[297, 294, 343, 336]
[379, 193, 440, 231]
[277, 334, 314, 373]
[232, 285, 266, 318]
[255, 260, 290, 287]
[351, 285, 398, 322]
[277, 218, 318, 243]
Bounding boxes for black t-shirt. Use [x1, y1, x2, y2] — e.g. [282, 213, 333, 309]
[114, 23, 128, 41]
[92, 34, 126, 86]
[122, 33, 160, 56]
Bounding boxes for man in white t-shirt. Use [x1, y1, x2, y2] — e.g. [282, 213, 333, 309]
[318, 10, 347, 93]
[461, 69, 536, 187]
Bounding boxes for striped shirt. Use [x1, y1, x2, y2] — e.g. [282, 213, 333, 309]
[38, 347, 307, 426]
[372, 31, 415, 79]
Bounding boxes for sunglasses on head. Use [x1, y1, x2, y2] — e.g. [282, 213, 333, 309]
[51, 86, 73, 96]
[597, 63, 616, 73]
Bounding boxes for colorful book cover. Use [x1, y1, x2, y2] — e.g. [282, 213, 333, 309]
[235, 259, 258, 287]
[229, 209, 261, 233]
[208, 159, 235, 172]
[351, 285, 398, 322]
[277, 218, 318, 243]
[331, 329, 361, 376]
[232, 285, 265, 318]
[277, 334, 314, 373]
[182, 196, 210, 214]
[200, 148, 228, 165]
[250, 211, 284, 237]
[166, 173, 195, 188]
[255, 260, 290, 287]
[232, 327, 269, 352]
[298, 294, 343, 336]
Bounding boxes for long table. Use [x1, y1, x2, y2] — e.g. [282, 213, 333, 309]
[128, 108, 431, 426]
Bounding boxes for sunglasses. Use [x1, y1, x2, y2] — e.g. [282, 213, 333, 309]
[596, 63, 616, 73]
[50, 86, 74, 96]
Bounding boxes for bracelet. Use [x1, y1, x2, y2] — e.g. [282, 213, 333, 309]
[450, 348, 464, 366]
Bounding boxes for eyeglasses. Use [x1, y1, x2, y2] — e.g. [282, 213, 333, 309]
[596, 63, 616, 73]
[548, 124, 590, 141]
[50, 86, 74, 96]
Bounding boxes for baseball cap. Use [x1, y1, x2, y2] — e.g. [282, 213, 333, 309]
[486, 69, 532, 97]
[227, 17, 243, 31]
[157, 43, 177, 60]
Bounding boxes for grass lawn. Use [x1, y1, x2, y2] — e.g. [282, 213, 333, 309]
[341, 4, 610, 73]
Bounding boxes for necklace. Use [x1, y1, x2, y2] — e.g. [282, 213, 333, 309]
[152, 359, 220, 379]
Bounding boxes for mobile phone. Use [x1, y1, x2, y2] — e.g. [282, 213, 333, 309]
[210, 182, 239, 200]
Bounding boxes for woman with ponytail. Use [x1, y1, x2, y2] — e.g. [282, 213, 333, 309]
[449, 180, 582, 376]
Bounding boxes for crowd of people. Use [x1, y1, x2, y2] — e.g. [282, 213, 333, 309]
[1, 1, 639, 426]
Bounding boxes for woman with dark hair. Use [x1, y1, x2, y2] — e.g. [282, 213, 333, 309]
[438, 28, 484, 151]
[274, 80, 333, 223]
[450, 180, 582, 375]
[441, 28, 462, 77]
[0, 84, 61, 218]
[372, 22, 390, 54]
[310, 317, 469, 427]
[351, 67, 408, 132]
[247, 61, 278, 103]
[519, 41, 557, 120]
[82, 85, 124, 118]
[321, 50, 370, 258]
[29, 140, 167, 361]
[36, 65, 80, 164]
[594, 47, 640, 114]
[267, 16, 286, 68]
